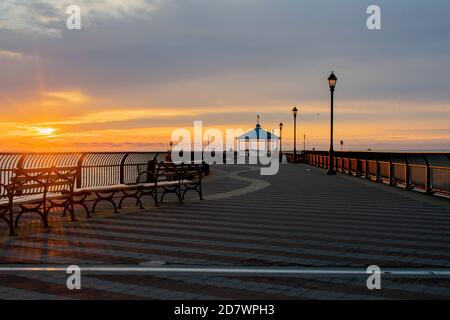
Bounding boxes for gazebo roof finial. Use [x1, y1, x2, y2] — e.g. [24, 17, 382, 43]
[256, 114, 261, 129]
[236, 115, 279, 141]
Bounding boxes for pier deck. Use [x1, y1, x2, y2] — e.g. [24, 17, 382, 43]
[0, 164, 449, 300]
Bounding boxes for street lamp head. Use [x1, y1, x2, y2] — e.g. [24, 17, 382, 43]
[292, 107, 298, 117]
[328, 71, 337, 90]
[279, 122, 283, 129]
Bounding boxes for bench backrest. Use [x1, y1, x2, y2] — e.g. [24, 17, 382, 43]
[180, 163, 203, 182]
[46, 167, 78, 195]
[136, 159, 158, 184]
[8, 167, 78, 199]
[136, 161, 204, 184]
[156, 162, 183, 182]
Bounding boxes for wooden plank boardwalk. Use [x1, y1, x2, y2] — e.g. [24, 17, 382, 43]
[0, 164, 449, 300]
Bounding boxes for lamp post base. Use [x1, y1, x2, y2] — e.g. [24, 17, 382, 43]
[326, 169, 337, 175]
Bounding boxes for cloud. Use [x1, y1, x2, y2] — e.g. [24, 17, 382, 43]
[35, 108, 196, 126]
[43, 90, 89, 104]
[0, 0, 167, 36]
[0, 49, 26, 59]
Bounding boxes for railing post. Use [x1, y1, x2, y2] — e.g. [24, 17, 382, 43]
[425, 161, 432, 194]
[357, 159, 361, 177]
[365, 159, 369, 179]
[388, 160, 394, 186]
[404, 159, 410, 190]
[76, 153, 86, 189]
[119, 153, 130, 185]
[376, 159, 380, 183]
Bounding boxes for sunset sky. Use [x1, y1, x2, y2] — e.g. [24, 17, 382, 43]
[1, 0, 449, 152]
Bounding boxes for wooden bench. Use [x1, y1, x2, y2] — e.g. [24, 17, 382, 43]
[136, 161, 204, 207]
[0, 167, 79, 236]
[0, 162, 205, 235]
[71, 161, 204, 213]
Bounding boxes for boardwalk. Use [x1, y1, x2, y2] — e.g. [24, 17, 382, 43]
[0, 164, 450, 300]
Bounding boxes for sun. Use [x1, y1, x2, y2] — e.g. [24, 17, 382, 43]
[36, 127, 56, 136]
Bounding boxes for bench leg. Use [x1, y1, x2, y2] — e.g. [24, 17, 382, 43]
[1, 215, 16, 236]
[199, 182, 203, 200]
[178, 184, 182, 203]
[119, 196, 143, 209]
[71, 194, 91, 218]
[68, 203, 77, 222]
[92, 198, 118, 213]
[92, 191, 119, 213]
[8, 220, 16, 236]
[14, 212, 24, 228]
[182, 188, 188, 200]
[16, 204, 49, 229]
[138, 189, 158, 207]
[161, 189, 182, 204]
[182, 184, 203, 201]
[63, 203, 89, 219]
[81, 202, 91, 218]
[118, 189, 143, 210]
[42, 211, 50, 228]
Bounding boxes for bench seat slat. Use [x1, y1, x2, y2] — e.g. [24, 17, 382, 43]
[77, 179, 193, 193]
[0, 192, 69, 206]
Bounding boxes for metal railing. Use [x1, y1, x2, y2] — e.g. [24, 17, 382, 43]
[0, 152, 167, 198]
[298, 151, 450, 197]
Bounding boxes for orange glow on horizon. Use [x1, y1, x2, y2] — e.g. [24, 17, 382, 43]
[0, 96, 449, 152]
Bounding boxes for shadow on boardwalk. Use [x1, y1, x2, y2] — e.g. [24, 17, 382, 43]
[0, 164, 450, 300]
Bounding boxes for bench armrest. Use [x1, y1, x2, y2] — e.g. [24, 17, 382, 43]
[136, 171, 157, 184]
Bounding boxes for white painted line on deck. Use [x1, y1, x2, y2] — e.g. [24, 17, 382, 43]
[206, 167, 271, 200]
[1, 266, 450, 277]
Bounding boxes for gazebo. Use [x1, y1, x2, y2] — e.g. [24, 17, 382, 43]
[236, 116, 279, 155]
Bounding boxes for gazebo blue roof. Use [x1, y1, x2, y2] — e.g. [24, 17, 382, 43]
[237, 123, 279, 141]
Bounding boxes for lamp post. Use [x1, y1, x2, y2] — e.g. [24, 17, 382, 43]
[327, 71, 337, 175]
[304, 134, 306, 151]
[292, 107, 298, 162]
[279, 122, 283, 162]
